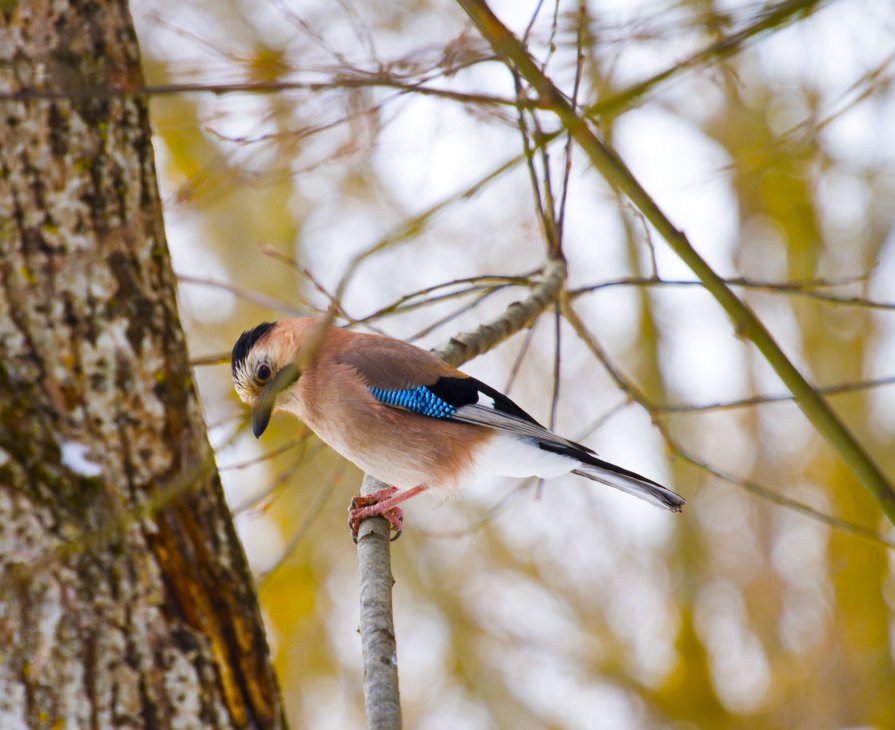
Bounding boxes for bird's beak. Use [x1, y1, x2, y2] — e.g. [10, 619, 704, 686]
[251, 362, 300, 438]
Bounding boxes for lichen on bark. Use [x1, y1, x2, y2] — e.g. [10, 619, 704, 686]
[0, 2, 285, 728]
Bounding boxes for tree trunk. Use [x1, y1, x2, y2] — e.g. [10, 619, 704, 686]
[0, 2, 285, 728]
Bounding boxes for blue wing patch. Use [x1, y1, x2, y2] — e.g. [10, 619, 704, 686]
[368, 386, 456, 419]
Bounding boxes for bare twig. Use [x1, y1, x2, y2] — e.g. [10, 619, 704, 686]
[356, 273, 536, 326]
[582, 0, 827, 120]
[555, 0, 585, 246]
[548, 305, 562, 431]
[503, 320, 539, 394]
[190, 352, 230, 367]
[561, 300, 895, 551]
[230, 441, 323, 516]
[259, 464, 342, 585]
[0, 76, 523, 107]
[260, 245, 354, 322]
[406, 287, 508, 342]
[218, 436, 308, 472]
[176, 273, 314, 315]
[672, 446, 895, 550]
[657, 374, 895, 414]
[330, 154, 521, 311]
[570, 274, 893, 310]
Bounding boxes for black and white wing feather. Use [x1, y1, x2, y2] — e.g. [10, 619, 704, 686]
[367, 375, 684, 512]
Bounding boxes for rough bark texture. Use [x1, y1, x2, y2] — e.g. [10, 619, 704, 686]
[356, 476, 402, 730]
[0, 2, 285, 728]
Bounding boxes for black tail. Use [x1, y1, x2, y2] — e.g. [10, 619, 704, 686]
[540, 443, 685, 512]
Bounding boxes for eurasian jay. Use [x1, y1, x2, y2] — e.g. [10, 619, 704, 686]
[231, 317, 684, 540]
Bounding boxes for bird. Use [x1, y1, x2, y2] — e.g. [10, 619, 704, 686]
[231, 317, 685, 540]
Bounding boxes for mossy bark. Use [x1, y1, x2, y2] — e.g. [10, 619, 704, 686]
[0, 2, 285, 728]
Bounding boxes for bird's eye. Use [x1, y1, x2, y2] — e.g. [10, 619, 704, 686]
[256, 363, 272, 382]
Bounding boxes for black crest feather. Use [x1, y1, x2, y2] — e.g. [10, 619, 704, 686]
[231, 322, 277, 377]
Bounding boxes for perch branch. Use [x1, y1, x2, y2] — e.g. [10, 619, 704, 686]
[355, 256, 566, 729]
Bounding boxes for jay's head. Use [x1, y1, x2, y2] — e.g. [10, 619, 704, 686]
[231, 321, 301, 438]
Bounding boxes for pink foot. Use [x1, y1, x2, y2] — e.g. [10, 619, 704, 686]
[348, 485, 427, 542]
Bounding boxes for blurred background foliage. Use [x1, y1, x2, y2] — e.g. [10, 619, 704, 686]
[133, 0, 895, 727]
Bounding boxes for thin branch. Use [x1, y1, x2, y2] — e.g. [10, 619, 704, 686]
[673, 446, 895, 550]
[230, 444, 322, 517]
[260, 245, 355, 322]
[503, 319, 539, 394]
[406, 287, 508, 343]
[512, 73, 549, 238]
[176, 273, 314, 316]
[330, 154, 522, 311]
[522, 0, 547, 43]
[583, 0, 828, 120]
[570, 274, 895, 311]
[258, 465, 342, 586]
[418, 482, 531, 538]
[356, 273, 536, 325]
[575, 399, 633, 442]
[362, 284, 516, 329]
[0, 76, 524, 108]
[555, 0, 586, 245]
[190, 352, 230, 367]
[548, 304, 562, 431]
[657, 374, 895, 414]
[561, 300, 895, 551]
[218, 436, 308, 472]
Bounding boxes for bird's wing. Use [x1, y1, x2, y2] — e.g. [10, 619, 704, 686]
[433, 377, 589, 453]
[335, 334, 457, 388]
[337, 335, 590, 453]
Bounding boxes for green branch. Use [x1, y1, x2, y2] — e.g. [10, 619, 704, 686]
[456, 0, 895, 525]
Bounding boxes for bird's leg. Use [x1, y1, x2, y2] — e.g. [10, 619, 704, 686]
[349, 485, 427, 542]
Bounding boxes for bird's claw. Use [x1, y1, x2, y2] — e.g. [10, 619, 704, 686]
[348, 486, 398, 511]
[348, 486, 405, 543]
